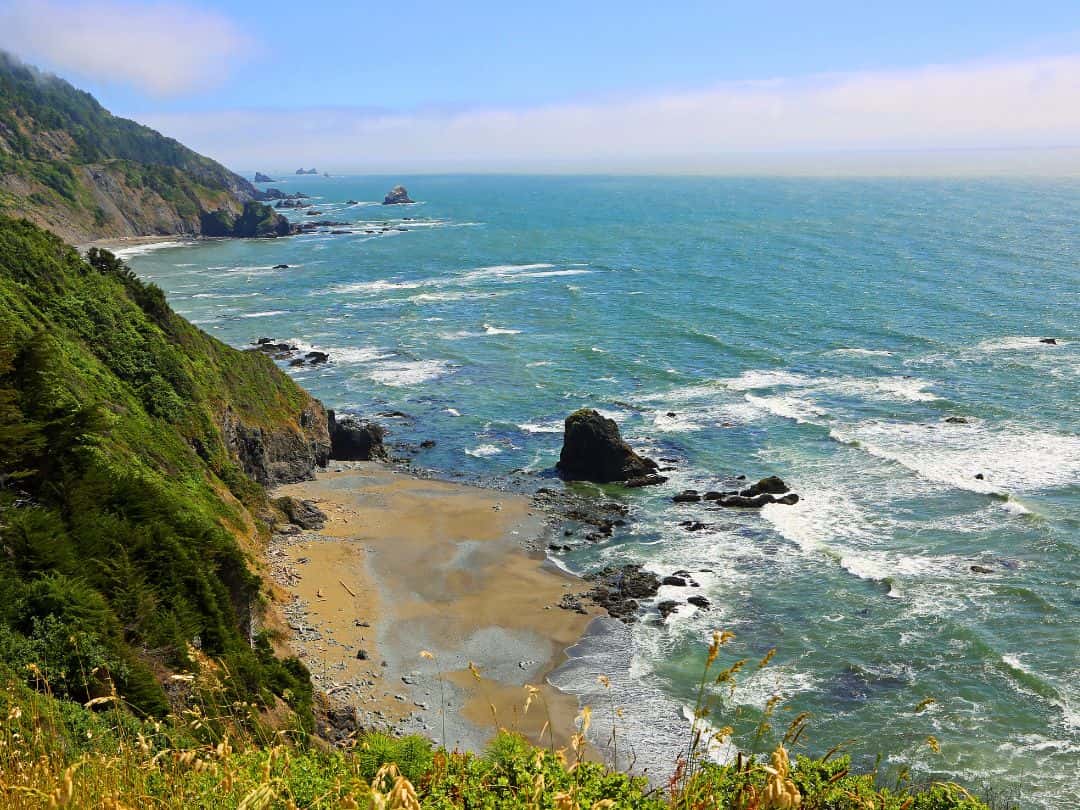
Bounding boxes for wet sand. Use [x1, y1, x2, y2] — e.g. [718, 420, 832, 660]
[271, 463, 601, 751]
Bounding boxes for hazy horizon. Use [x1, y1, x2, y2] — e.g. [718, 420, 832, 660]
[2, 0, 1079, 176]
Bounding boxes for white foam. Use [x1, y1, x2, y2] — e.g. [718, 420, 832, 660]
[366, 359, 453, 386]
[483, 323, 521, 335]
[831, 421, 1080, 494]
[722, 370, 813, 390]
[979, 336, 1066, 351]
[518, 420, 563, 434]
[112, 240, 188, 258]
[465, 444, 503, 458]
[829, 347, 895, 357]
[191, 292, 260, 299]
[744, 394, 827, 424]
[444, 408, 462, 417]
[331, 279, 424, 294]
[239, 310, 287, 318]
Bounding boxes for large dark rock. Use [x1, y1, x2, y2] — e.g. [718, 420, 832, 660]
[254, 172, 275, 183]
[740, 476, 790, 496]
[328, 410, 388, 461]
[382, 185, 414, 205]
[274, 496, 327, 529]
[556, 408, 658, 483]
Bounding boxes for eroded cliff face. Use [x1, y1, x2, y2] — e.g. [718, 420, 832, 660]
[223, 400, 331, 486]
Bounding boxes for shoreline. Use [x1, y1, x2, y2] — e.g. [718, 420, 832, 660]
[269, 462, 602, 752]
[76, 234, 201, 254]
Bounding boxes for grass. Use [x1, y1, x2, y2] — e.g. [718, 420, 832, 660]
[0, 629, 1003, 809]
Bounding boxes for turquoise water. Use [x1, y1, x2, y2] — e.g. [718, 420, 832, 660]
[126, 176, 1079, 808]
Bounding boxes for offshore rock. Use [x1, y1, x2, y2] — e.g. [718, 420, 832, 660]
[556, 408, 658, 483]
[254, 172, 275, 183]
[328, 411, 388, 461]
[382, 185, 414, 205]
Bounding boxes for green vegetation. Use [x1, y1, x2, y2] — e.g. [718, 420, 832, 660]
[0, 51, 282, 241]
[0, 216, 316, 724]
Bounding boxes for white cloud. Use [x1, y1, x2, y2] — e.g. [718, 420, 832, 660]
[136, 54, 1080, 173]
[0, 0, 248, 96]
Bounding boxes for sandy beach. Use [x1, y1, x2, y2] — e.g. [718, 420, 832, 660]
[269, 463, 601, 751]
[77, 235, 200, 254]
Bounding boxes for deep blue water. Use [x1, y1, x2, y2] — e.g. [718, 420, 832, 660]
[126, 175, 1079, 809]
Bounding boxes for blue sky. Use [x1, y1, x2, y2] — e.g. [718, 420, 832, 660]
[2, 1, 1079, 172]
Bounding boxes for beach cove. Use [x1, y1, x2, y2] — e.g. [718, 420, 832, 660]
[268, 463, 602, 752]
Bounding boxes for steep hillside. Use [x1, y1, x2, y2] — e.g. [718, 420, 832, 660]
[0, 52, 287, 243]
[0, 216, 328, 719]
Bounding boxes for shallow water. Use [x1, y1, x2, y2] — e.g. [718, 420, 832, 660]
[126, 175, 1079, 808]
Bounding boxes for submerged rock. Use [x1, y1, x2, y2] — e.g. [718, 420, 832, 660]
[328, 410, 388, 461]
[382, 185, 414, 205]
[556, 408, 658, 483]
[1039, 337, 1058, 345]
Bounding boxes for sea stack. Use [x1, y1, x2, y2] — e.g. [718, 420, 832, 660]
[382, 185, 414, 205]
[254, 172, 275, 183]
[556, 408, 659, 483]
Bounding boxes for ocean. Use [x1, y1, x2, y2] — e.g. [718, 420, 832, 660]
[123, 175, 1079, 809]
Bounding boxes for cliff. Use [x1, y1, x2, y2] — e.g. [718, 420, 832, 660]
[0, 216, 328, 718]
[0, 51, 289, 243]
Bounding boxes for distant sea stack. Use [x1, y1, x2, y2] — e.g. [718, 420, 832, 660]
[296, 168, 318, 175]
[254, 172, 275, 183]
[382, 185, 414, 205]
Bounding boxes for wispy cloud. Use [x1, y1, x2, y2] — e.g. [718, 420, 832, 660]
[0, 0, 249, 96]
[137, 54, 1080, 173]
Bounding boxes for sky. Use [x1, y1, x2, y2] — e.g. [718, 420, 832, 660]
[1, 0, 1079, 173]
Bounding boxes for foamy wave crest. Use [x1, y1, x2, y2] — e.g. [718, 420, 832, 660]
[830, 421, 1080, 494]
[744, 394, 827, 424]
[239, 310, 288, 318]
[113, 240, 189, 258]
[722, 370, 813, 390]
[366, 359, 454, 386]
[978, 336, 1067, 351]
[518, 420, 563, 434]
[465, 444, 503, 458]
[285, 340, 392, 365]
[329, 279, 424, 294]
[483, 323, 521, 335]
[828, 347, 895, 357]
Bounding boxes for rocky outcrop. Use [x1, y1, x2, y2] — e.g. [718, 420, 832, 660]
[328, 411, 388, 461]
[585, 564, 660, 623]
[296, 168, 318, 175]
[382, 185, 414, 205]
[693, 476, 800, 508]
[200, 201, 292, 238]
[254, 172, 275, 183]
[273, 496, 327, 529]
[556, 409, 658, 483]
[222, 402, 330, 486]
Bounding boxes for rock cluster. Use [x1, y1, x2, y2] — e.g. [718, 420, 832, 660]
[328, 411, 388, 461]
[249, 338, 330, 367]
[382, 185, 414, 205]
[296, 168, 318, 175]
[584, 564, 660, 622]
[673, 475, 799, 507]
[556, 408, 659, 483]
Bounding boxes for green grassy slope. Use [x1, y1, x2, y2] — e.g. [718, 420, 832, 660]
[0, 216, 324, 721]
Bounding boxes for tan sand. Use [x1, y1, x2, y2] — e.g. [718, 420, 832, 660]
[77, 235, 199, 253]
[272, 464, 600, 751]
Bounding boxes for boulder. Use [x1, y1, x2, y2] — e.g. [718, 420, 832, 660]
[657, 600, 680, 620]
[273, 263, 289, 269]
[328, 410, 388, 461]
[945, 416, 968, 424]
[687, 595, 711, 609]
[661, 575, 688, 587]
[740, 476, 790, 497]
[672, 491, 702, 503]
[556, 408, 658, 483]
[382, 185, 414, 205]
[273, 496, 327, 530]
[1039, 338, 1058, 345]
[970, 565, 995, 574]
